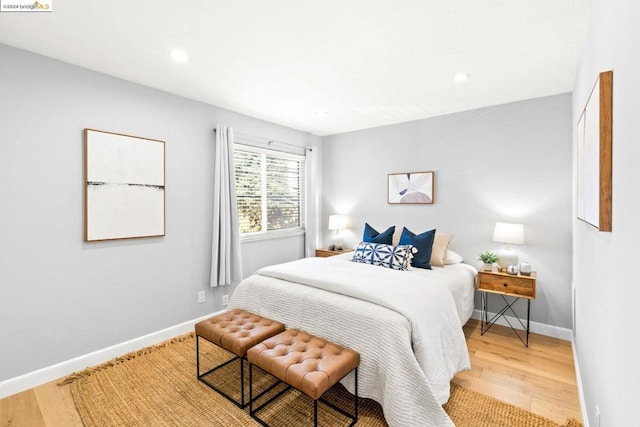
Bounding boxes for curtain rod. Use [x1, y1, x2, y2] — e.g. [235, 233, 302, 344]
[214, 128, 313, 152]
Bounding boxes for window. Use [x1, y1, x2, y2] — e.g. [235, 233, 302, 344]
[233, 144, 305, 239]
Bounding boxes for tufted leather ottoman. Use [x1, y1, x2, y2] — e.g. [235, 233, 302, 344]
[195, 309, 285, 407]
[248, 329, 359, 427]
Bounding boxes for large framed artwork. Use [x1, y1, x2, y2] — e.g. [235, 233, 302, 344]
[84, 129, 165, 241]
[388, 171, 434, 204]
[576, 70, 612, 231]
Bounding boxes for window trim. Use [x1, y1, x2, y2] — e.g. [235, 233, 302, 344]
[239, 226, 306, 242]
[234, 143, 306, 241]
[234, 143, 305, 161]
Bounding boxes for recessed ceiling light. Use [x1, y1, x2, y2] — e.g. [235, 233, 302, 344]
[170, 49, 188, 63]
[453, 72, 470, 83]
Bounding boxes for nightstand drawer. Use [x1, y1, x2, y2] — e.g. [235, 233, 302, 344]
[478, 272, 536, 299]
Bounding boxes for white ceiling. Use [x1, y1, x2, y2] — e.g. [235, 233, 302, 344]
[0, 0, 589, 136]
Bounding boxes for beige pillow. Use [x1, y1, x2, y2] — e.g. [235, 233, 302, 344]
[392, 227, 402, 246]
[430, 233, 453, 267]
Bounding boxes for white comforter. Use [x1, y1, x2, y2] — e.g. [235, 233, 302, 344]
[229, 256, 475, 427]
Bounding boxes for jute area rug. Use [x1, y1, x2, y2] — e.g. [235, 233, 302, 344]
[61, 333, 582, 427]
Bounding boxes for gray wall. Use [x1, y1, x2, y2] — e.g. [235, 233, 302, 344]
[572, 1, 640, 425]
[0, 43, 317, 381]
[322, 94, 573, 328]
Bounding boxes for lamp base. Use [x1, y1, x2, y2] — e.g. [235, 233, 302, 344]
[496, 248, 518, 270]
[331, 233, 344, 251]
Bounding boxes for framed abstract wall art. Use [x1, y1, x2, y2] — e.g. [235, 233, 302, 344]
[84, 129, 165, 241]
[388, 171, 434, 204]
[576, 70, 612, 232]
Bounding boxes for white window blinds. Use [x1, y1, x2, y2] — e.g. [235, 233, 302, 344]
[233, 144, 305, 238]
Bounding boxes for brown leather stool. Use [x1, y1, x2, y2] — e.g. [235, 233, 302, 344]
[195, 309, 285, 407]
[248, 329, 359, 427]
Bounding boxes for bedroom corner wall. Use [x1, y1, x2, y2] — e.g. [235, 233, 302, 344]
[321, 94, 573, 329]
[572, 0, 640, 425]
[0, 43, 318, 386]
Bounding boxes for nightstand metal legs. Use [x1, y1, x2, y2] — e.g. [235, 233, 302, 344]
[481, 292, 531, 347]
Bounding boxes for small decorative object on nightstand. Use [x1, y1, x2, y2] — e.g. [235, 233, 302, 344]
[478, 251, 499, 272]
[477, 269, 536, 347]
[315, 247, 351, 258]
[520, 261, 532, 276]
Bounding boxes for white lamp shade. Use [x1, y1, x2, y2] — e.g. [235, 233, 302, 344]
[492, 222, 525, 245]
[328, 215, 347, 231]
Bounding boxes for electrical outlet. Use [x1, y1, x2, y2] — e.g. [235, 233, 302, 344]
[595, 404, 600, 427]
[222, 294, 229, 306]
[197, 291, 205, 304]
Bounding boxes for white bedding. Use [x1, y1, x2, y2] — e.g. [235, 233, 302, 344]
[331, 251, 476, 324]
[229, 255, 477, 427]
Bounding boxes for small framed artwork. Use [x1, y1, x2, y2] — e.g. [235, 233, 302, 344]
[84, 129, 165, 241]
[388, 171, 434, 204]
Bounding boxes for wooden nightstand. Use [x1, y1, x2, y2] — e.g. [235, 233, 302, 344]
[315, 248, 351, 258]
[477, 270, 537, 347]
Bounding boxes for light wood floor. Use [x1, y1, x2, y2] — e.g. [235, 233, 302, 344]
[0, 319, 581, 426]
[454, 319, 582, 425]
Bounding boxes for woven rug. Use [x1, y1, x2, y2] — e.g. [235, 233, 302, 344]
[62, 333, 582, 427]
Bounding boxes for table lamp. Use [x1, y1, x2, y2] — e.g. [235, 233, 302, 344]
[328, 215, 347, 250]
[492, 222, 524, 270]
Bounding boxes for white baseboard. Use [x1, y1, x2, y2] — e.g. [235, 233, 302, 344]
[572, 336, 589, 427]
[471, 309, 573, 341]
[0, 310, 225, 400]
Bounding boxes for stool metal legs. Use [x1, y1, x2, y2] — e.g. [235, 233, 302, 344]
[249, 362, 359, 427]
[196, 335, 247, 408]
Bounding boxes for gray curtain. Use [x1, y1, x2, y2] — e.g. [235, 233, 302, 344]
[210, 124, 243, 287]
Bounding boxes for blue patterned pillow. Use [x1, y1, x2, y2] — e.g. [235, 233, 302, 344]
[351, 242, 414, 271]
[363, 223, 395, 245]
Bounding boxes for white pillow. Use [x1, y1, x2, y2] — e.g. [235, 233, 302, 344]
[444, 250, 464, 265]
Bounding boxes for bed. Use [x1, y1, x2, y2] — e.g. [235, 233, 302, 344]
[228, 252, 477, 427]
